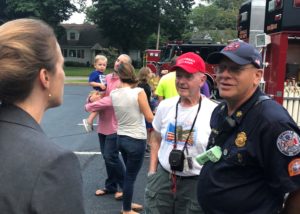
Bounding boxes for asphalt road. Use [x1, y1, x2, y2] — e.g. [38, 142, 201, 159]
[41, 85, 149, 214]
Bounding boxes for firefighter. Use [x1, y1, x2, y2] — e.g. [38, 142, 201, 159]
[197, 41, 300, 213]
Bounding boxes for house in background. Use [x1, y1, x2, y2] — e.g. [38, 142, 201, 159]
[58, 23, 142, 67]
[58, 23, 112, 66]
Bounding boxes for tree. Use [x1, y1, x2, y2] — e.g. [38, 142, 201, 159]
[1, 0, 79, 36]
[213, 0, 244, 10]
[87, 0, 194, 52]
[88, 0, 158, 52]
[159, 0, 194, 41]
[200, 0, 244, 9]
[185, 0, 244, 43]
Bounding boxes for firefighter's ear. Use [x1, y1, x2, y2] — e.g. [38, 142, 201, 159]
[254, 68, 263, 86]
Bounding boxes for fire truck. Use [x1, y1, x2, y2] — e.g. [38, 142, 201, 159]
[144, 49, 161, 73]
[238, 0, 300, 125]
[144, 42, 226, 94]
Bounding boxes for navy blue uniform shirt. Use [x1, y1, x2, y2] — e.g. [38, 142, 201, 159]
[198, 88, 300, 214]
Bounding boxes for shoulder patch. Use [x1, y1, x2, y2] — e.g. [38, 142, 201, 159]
[277, 131, 300, 156]
[288, 158, 300, 176]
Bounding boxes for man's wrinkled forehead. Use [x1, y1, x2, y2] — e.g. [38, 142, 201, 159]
[176, 68, 192, 75]
[117, 55, 130, 64]
[176, 68, 200, 78]
[219, 56, 237, 65]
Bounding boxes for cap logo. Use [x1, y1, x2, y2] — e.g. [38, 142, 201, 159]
[255, 59, 261, 67]
[171, 52, 205, 73]
[179, 57, 195, 65]
[223, 42, 240, 52]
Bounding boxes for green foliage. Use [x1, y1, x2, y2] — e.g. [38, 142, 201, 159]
[213, 0, 244, 10]
[102, 47, 119, 68]
[64, 66, 92, 76]
[189, 5, 219, 31]
[89, 0, 159, 52]
[159, 0, 194, 41]
[1, 0, 78, 36]
[87, 0, 193, 51]
[64, 61, 87, 67]
[185, 0, 243, 43]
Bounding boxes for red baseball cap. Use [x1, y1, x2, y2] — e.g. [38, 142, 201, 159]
[171, 52, 206, 74]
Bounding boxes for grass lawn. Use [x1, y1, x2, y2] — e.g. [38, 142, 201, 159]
[64, 66, 114, 76]
[64, 66, 91, 76]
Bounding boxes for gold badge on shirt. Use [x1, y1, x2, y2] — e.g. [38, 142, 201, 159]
[235, 132, 247, 147]
[236, 111, 243, 118]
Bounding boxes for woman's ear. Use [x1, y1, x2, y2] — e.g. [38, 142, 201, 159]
[39, 68, 50, 89]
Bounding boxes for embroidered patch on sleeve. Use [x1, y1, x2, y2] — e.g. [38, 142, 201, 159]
[288, 158, 300, 176]
[277, 130, 300, 156]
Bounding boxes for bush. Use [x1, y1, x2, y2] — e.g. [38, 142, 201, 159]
[132, 60, 142, 68]
[64, 61, 87, 67]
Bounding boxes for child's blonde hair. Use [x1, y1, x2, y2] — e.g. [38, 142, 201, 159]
[94, 55, 107, 64]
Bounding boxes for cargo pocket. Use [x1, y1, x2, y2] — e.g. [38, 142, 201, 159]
[145, 188, 157, 209]
[188, 201, 204, 214]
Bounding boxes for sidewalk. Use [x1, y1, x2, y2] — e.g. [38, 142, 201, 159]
[64, 76, 88, 85]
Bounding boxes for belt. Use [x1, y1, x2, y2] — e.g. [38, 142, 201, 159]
[171, 173, 199, 180]
[159, 163, 198, 180]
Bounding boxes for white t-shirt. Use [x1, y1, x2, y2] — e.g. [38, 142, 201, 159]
[110, 87, 146, 139]
[153, 95, 217, 176]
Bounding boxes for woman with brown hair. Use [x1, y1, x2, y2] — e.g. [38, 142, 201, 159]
[137, 67, 153, 151]
[0, 19, 85, 213]
[111, 63, 154, 214]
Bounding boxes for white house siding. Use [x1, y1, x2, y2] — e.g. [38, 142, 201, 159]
[129, 49, 142, 64]
[62, 47, 94, 65]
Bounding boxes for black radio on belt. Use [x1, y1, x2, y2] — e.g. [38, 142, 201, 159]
[169, 149, 185, 172]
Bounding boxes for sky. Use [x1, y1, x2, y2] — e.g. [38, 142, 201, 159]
[63, 0, 207, 24]
[63, 0, 92, 24]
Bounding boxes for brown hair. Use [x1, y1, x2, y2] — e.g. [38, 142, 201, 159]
[138, 67, 151, 84]
[117, 63, 138, 85]
[0, 18, 58, 104]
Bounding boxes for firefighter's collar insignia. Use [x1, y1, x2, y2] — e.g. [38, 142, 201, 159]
[220, 105, 225, 111]
[235, 132, 247, 147]
[236, 111, 242, 117]
[277, 131, 300, 156]
[211, 128, 219, 135]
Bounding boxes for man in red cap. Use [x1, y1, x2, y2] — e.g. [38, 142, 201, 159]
[145, 52, 217, 214]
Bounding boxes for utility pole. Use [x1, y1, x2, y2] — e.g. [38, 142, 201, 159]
[156, 22, 160, 50]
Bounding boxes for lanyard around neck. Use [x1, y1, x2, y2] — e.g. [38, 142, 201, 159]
[173, 97, 202, 151]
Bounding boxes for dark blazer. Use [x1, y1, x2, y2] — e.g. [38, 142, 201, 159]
[0, 104, 85, 214]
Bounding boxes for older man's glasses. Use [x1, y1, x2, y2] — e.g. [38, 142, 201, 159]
[215, 64, 255, 73]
